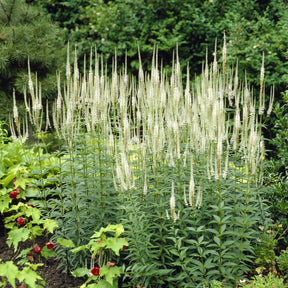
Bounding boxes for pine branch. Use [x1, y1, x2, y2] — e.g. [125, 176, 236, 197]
[0, 0, 9, 23]
[7, 0, 16, 24]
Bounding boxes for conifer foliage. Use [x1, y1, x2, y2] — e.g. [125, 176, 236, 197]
[0, 0, 64, 121]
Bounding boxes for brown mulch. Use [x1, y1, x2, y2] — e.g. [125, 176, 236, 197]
[0, 228, 85, 288]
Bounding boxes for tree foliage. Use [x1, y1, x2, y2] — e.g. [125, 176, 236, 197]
[0, 0, 65, 121]
[32, 0, 288, 100]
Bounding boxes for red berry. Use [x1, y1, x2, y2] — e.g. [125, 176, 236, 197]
[27, 203, 34, 207]
[13, 179, 16, 187]
[46, 241, 55, 249]
[91, 266, 100, 276]
[15, 188, 21, 194]
[9, 191, 18, 200]
[107, 262, 115, 267]
[123, 245, 128, 249]
[33, 244, 41, 253]
[97, 239, 101, 244]
[17, 217, 25, 226]
[28, 255, 34, 262]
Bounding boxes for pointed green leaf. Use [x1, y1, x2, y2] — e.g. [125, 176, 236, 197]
[213, 236, 220, 246]
[71, 245, 87, 253]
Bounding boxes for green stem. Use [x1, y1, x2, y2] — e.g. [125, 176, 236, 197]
[97, 126, 104, 226]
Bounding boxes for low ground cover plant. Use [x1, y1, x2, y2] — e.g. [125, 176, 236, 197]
[59, 224, 128, 288]
[3, 40, 288, 287]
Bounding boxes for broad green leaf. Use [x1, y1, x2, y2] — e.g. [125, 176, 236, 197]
[43, 219, 58, 233]
[0, 261, 19, 288]
[25, 187, 41, 197]
[106, 238, 128, 256]
[7, 228, 31, 252]
[41, 245, 57, 259]
[0, 198, 11, 213]
[18, 266, 43, 288]
[95, 279, 113, 288]
[100, 265, 121, 286]
[1, 165, 29, 187]
[0, 187, 8, 196]
[30, 225, 42, 237]
[14, 178, 31, 189]
[57, 237, 75, 248]
[72, 267, 87, 277]
[91, 224, 124, 239]
[25, 207, 41, 221]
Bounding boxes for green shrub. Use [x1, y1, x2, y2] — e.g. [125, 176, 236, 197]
[277, 249, 288, 279]
[264, 90, 288, 238]
[238, 273, 287, 287]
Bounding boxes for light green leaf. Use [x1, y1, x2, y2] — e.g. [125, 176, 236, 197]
[0, 261, 19, 288]
[7, 228, 31, 252]
[106, 238, 128, 256]
[94, 279, 113, 288]
[18, 266, 43, 288]
[71, 267, 87, 277]
[57, 237, 75, 248]
[0, 187, 8, 196]
[91, 224, 124, 239]
[41, 245, 57, 259]
[0, 198, 11, 213]
[25, 207, 41, 221]
[71, 245, 87, 253]
[43, 219, 58, 233]
[100, 265, 121, 285]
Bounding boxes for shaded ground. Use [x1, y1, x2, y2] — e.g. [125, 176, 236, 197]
[0, 231, 85, 288]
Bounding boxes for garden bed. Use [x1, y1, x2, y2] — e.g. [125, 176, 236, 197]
[0, 232, 85, 288]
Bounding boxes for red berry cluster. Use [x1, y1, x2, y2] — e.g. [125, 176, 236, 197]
[8, 180, 22, 199]
[32, 241, 55, 253]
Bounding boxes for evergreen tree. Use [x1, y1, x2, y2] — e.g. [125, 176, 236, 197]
[0, 0, 65, 122]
